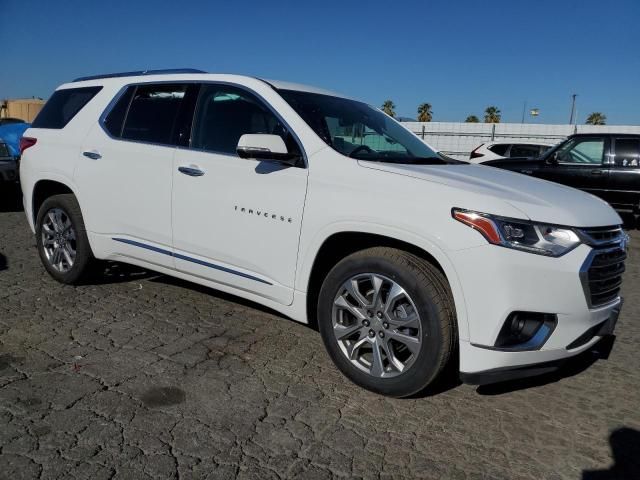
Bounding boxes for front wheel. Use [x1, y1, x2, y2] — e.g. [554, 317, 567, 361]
[317, 247, 456, 397]
[36, 194, 97, 284]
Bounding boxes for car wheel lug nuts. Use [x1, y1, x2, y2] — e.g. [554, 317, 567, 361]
[383, 322, 389, 329]
[379, 331, 385, 338]
[377, 312, 383, 318]
[368, 330, 375, 337]
[363, 320, 369, 327]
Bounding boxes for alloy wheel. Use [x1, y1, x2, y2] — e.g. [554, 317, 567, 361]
[41, 208, 77, 273]
[332, 273, 423, 378]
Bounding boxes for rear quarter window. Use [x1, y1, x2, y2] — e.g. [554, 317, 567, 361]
[488, 144, 509, 156]
[32, 86, 102, 129]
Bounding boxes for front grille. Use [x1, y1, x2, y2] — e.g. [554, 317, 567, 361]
[582, 246, 627, 308]
[578, 226, 625, 247]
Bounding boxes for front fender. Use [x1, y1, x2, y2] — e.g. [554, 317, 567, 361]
[296, 221, 470, 341]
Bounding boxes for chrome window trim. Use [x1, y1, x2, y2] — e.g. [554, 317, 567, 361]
[98, 80, 308, 168]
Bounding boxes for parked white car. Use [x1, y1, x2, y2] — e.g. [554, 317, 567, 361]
[20, 70, 626, 396]
[469, 141, 555, 163]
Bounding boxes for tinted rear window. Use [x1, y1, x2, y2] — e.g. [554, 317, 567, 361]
[32, 86, 102, 129]
[0, 142, 9, 157]
[121, 84, 187, 144]
[614, 138, 640, 167]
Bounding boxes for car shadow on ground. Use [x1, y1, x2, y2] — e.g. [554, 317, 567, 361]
[475, 336, 615, 396]
[0, 183, 23, 212]
[582, 427, 640, 479]
[85, 262, 158, 285]
[0, 253, 7, 271]
[149, 274, 306, 326]
[107, 267, 617, 399]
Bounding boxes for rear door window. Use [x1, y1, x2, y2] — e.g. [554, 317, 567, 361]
[613, 138, 640, 167]
[121, 84, 188, 145]
[32, 86, 102, 129]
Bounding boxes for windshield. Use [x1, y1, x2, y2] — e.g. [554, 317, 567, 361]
[539, 138, 570, 161]
[278, 89, 459, 165]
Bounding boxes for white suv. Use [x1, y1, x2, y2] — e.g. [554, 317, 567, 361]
[20, 70, 626, 397]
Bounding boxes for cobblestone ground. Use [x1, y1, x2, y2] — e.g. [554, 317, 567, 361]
[1, 189, 639, 479]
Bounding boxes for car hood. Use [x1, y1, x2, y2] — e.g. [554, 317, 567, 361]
[359, 161, 621, 227]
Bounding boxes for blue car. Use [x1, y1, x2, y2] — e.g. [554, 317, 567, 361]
[0, 122, 30, 182]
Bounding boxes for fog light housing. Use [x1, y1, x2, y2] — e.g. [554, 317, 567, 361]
[494, 312, 557, 351]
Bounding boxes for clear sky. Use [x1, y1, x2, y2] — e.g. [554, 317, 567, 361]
[1, 0, 638, 124]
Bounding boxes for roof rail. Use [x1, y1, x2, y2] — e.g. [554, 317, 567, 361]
[72, 68, 206, 82]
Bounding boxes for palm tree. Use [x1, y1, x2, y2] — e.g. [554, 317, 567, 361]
[586, 112, 607, 125]
[417, 103, 433, 122]
[484, 106, 501, 123]
[465, 115, 479, 123]
[381, 100, 396, 118]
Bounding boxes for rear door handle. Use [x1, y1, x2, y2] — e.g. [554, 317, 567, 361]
[591, 169, 603, 175]
[82, 150, 102, 160]
[178, 166, 205, 177]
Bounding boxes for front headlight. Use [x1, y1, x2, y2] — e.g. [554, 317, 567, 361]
[452, 208, 581, 257]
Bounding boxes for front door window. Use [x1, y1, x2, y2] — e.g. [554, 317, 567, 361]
[556, 138, 605, 165]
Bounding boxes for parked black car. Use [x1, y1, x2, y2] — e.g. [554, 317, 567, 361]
[484, 133, 640, 213]
[0, 140, 17, 182]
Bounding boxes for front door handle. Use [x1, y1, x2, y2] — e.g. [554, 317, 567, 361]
[591, 169, 603, 175]
[178, 166, 205, 177]
[82, 150, 102, 160]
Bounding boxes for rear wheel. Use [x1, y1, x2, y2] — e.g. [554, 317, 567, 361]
[317, 247, 456, 397]
[36, 194, 96, 284]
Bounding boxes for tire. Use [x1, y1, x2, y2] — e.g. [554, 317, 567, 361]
[35, 194, 97, 284]
[317, 247, 456, 397]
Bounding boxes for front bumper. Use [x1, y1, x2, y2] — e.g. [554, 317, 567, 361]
[451, 242, 624, 382]
[460, 308, 620, 385]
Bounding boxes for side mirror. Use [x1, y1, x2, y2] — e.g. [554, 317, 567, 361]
[236, 134, 299, 166]
[547, 151, 559, 164]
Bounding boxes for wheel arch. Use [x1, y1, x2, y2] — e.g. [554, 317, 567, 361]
[32, 179, 78, 225]
[301, 227, 469, 340]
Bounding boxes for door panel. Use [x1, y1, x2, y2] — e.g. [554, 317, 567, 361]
[534, 137, 609, 197]
[171, 84, 308, 305]
[606, 137, 640, 209]
[76, 125, 176, 266]
[75, 83, 193, 267]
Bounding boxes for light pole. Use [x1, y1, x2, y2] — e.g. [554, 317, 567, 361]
[569, 94, 577, 124]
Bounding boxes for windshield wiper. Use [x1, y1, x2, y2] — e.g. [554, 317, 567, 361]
[361, 156, 448, 165]
[349, 155, 452, 165]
